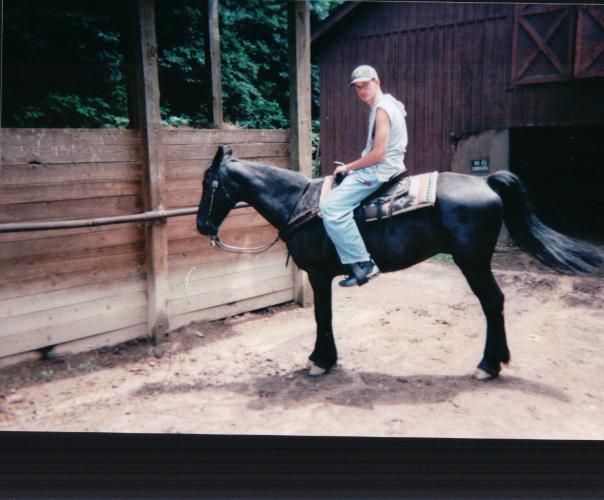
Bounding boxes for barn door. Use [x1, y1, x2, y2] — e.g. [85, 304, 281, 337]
[512, 4, 576, 84]
[574, 6, 604, 79]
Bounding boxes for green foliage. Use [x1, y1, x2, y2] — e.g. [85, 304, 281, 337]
[310, 0, 345, 21]
[155, 0, 210, 127]
[2, 0, 343, 130]
[3, 0, 128, 128]
[219, 0, 289, 128]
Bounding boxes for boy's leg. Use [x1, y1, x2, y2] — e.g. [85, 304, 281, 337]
[320, 173, 382, 265]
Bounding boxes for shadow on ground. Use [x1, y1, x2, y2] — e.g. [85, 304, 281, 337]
[136, 366, 570, 411]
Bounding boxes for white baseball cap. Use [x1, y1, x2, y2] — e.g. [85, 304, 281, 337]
[349, 65, 379, 87]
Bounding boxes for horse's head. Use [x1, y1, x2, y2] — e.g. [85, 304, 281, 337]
[196, 145, 237, 236]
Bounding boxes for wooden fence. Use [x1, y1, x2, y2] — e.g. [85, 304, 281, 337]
[0, 128, 293, 361]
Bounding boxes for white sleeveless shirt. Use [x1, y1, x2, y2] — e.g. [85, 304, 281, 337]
[361, 93, 408, 182]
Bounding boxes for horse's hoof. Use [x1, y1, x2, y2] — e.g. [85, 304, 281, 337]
[308, 362, 327, 377]
[306, 360, 313, 369]
[473, 367, 496, 381]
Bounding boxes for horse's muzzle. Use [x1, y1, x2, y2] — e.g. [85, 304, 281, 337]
[197, 220, 218, 237]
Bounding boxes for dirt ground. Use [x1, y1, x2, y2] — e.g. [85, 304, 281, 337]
[1, 244, 602, 439]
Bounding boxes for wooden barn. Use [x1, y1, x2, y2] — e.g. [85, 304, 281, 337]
[0, 1, 313, 364]
[312, 2, 604, 239]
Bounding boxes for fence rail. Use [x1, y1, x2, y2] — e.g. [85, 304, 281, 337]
[0, 203, 249, 233]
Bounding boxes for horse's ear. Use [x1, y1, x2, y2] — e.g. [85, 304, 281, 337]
[210, 145, 234, 170]
[210, 146, 225, 170]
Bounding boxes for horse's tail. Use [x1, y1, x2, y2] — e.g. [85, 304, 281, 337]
[486, 170, 603, 274]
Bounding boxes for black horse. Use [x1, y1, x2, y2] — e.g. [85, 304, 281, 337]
[197, 146, 602, 379]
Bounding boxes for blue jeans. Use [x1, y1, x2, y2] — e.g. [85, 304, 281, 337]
[320, 167, 383, 265]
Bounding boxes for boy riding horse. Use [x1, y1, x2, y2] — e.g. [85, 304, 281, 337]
[320, 65, 409, 287]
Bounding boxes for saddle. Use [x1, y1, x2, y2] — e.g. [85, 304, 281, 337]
[280, 170, 439, 241]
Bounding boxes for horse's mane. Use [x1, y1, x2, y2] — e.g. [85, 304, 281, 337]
[225, 157, 317, 186]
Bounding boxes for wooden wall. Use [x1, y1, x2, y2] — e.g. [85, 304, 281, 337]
[160, 129, 293, 330]
[314, 2, 604, 176]
[0, 128, 293, 360]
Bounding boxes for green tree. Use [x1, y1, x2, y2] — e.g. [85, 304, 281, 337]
[2, 0, 343, 130]
[2, 0, 128, 128]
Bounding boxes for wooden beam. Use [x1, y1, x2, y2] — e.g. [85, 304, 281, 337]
[288, 1, 313, 307]
[132, 0, 171, 342]
[203, 0, 223, 127]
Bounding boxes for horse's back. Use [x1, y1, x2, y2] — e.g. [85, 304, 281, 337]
[436, 172, 501, 207]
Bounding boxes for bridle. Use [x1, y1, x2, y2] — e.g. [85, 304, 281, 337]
[205, 168, 281, 254]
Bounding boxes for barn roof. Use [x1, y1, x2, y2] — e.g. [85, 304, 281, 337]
[311, 1, 361, 45]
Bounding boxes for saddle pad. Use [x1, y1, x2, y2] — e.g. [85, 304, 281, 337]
[363, 171, 438, 222]
[281, 171, 438, 240]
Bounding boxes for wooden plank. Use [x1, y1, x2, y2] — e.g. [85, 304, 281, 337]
[162, 142, 289, 161]
[160, 128, 288, 145]
[0, 196, 142, 223]
[0, 128, 141, 147]
[208, 0, 223, 126]
[0, 306, 146, 359]
[163, 156, 290, 180]
[288, 1, 312, 177]
[1, 163, 143, 186]
[168, 274, 293, 317]
[473, 21, 485, 133]
[130, 0, 168, 343]
[0, 245, 143, 283]
[1, 144, 141, 165]
[168, 248, 287, 287]
[574, 6, 604, 79]
[0, 180, 142, 205]
[167, 226, 281, 258]
[169, 256, 292, 301]
[168, 241, 286, 272]
[0, 225, 143, 261]
[0, 276, 146, 319]
[170, 289, 294, 330]
[0, 260, 145, 301]
[1, 289, 147, 336]
[166, 212, 270, 240]
[288, 0, 313, 308]
[0, 220, 142, 244]
[166, 178, 205, 193]
[165, 190, 204, 209]
[52, 324, 147, 356]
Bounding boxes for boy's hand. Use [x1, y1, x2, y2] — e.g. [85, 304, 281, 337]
[333, 161, 348, 176]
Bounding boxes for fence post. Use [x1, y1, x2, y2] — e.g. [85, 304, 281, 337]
[288, 1, 313, 307]
[203, 0, 224, 127]
[131, 0, 170, 343]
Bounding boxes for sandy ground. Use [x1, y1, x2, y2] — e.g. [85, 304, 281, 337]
[1, 247, 602, 439]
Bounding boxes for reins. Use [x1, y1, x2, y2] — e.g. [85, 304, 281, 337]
[207, 170, 310, 256]
[210, 232, 281, 254]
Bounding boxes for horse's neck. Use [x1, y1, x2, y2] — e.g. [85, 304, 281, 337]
[226, 161, 308, 230]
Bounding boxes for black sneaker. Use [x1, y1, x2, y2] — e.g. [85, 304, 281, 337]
[338, 260, 381, 287]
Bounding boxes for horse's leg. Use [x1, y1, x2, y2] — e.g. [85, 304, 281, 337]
[306, 271, 337, 376]
[454, 259, 510, 379]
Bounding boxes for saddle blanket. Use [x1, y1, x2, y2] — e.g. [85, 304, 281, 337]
[281, 171, 439, 240]
[322, 170, 439, 222]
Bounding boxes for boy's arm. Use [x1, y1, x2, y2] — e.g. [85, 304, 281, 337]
[334, 108, 390, 175]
